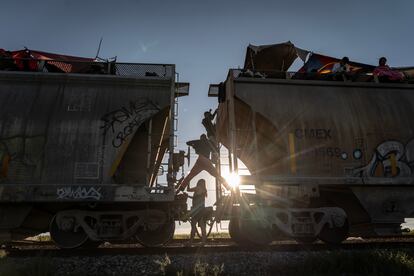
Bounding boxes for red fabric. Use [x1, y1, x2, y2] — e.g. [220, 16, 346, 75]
[11, 50, 38, 71]
[373, 66, 405, 81]
[11, 49, 93, 62]
[8, 49, 94, 73]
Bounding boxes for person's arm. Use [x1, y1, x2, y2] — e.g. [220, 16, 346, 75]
[186, 140, 197, 147]
[332, 63, 340, 73]
[187, 185, 197, 192]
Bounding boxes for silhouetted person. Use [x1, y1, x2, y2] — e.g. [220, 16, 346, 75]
[0, 49, 17, 71]
[187, 179, 208, 245]
[332, 56, 351, 80]
[332, 56, 350, 74]
[202, 109, 217, 139]
[373, 57, 404, 82]
[176, 134, 229, 192]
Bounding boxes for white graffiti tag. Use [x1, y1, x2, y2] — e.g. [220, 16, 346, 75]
[57, 186, 102, 200]
[353, 139, 414, 177]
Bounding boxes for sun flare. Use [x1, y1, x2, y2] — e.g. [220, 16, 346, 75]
[223, 172, 241, 189]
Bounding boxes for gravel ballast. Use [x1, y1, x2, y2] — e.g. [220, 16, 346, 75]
[1, 251, 312, 275]
[3, 248, 414, 275]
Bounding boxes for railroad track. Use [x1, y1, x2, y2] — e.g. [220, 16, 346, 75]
[4, 238, 414, 258]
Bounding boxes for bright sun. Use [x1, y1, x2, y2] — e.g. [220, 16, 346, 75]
[223, 172, 241, 189]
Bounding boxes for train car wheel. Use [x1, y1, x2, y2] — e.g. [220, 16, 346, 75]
[136, 219, 175, 247]
[318, 220, 349, 245]
[228, 218, 246, 245]
[83, 239, 102, 248]
[229, 218, 264, 246]
[238, 218, 273, 246]
[49, 215, 89, 249]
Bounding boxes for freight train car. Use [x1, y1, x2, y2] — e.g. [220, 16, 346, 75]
[0, 53, 189, 248]
[208, 42, 414, 245]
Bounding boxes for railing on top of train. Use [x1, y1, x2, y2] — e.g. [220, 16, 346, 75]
[230, 68, 372, 81]
[230, 68, 414, 84]
[0, 57, 174, 79]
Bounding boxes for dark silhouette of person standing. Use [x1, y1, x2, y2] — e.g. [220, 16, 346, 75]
[187, 179, 208, 245]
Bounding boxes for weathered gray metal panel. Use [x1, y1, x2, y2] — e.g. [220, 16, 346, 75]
[232, 78, 414, 178]
[0, 184, 173, 202]
[351, 186, 414, 223]
[0, 72, 172, 189]
[217, 75, 414, 235]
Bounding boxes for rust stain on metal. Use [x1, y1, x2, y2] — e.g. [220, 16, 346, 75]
[288, 133, 297, 174]
[390, 153, 397, 177]
[1, 154, 10, 178]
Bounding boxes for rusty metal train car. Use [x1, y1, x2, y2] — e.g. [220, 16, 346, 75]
[2, 43, 414, 248]
[209, 42, 414, 245]
[0, 53, 189, 248]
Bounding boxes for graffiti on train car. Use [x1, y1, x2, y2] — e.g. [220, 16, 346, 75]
[0, 135, 45, 182]
[100, 99, 160, 148]
[57, 186, 102, 200]
[352, 139, 414, 177]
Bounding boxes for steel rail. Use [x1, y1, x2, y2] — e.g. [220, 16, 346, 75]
[5, 239, 414, 258]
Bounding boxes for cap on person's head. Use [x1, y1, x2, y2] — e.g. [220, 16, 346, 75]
[342, 56, 349, 63]
[200, 134, 207, 139]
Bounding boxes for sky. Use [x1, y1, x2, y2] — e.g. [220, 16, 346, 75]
[2, 0, 413, 141]
[2, 0, 413, 145]
[2, 0, 414, 232]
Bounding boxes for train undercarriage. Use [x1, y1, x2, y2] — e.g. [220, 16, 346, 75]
[0, 200, 187, 249]
[1, 178, 414, 248]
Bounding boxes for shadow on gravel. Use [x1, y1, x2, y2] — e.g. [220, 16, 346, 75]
[269, 249, 414, 276]
[0, 256, 55, 276]
[154, 254, 224, 276]
[3, 249, 414, 275]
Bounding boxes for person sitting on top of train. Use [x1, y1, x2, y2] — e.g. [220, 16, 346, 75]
[332, 56, 351, 74]
[202, 109, 217, 140]
[186, 179, 208, 246]
[331, 56, 352, 81]
[176, 134, 230, 193]
[373, 57, 405, 82]
[0, 49, 17, 71]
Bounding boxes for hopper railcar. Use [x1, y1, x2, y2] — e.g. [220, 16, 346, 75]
[0, 54, 189, 248]
[207, 42, 414, 245]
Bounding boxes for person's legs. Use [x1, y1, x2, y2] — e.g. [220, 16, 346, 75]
[197, 155, 231, 190]
[177, 155, 231, 191]
[176, 157, 205, 191]
[199, 218, 207, 244]
[189, 219, 197, 243]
